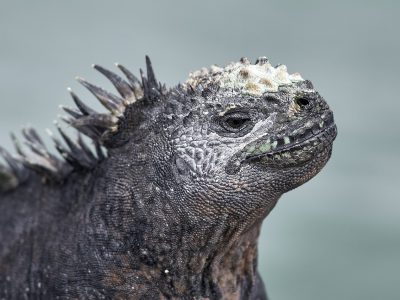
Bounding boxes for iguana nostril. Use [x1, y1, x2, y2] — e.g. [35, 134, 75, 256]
[295, 97, 310, 108]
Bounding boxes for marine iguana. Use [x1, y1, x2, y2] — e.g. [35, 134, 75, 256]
[0, 56, 337, 299]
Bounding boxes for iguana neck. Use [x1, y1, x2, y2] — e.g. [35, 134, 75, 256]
[84, 163, 265, 299]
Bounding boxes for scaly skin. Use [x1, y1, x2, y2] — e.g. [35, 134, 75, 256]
[0, 57, 337, 299]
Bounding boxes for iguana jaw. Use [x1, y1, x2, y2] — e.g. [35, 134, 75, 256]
[233, 112, 337, 170]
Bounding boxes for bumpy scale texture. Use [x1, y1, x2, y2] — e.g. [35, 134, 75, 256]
[0, 56, 337, 299]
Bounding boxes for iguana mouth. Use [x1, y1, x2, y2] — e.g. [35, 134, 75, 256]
[225, 114, 336, 173]
[244, 113, 337, 168]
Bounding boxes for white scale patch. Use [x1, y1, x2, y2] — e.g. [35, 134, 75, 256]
[186, 57, 304, 96]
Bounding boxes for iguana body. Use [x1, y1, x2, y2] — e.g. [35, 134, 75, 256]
[0, 56, 337, 299]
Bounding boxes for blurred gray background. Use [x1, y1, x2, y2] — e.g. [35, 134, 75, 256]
[0, 1, 398, 299]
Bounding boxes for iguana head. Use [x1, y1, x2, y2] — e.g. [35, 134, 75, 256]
[150, 57, 335, 222]
[102, 56, 337, 227]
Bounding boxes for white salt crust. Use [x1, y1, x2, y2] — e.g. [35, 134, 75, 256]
[186, 57, 304, 96]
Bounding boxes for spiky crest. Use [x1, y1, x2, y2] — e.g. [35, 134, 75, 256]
[0, 56, 164, 189]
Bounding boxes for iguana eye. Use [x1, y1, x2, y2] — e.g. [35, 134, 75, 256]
[218, 111, 254, 135]
[224, 116, 251, 129]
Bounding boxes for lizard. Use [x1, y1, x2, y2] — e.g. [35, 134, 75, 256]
[0, 56, 337, 299]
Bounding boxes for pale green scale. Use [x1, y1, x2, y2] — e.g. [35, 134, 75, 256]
[284, 136, 291, 144]
[259, 143, 271, 153]
[246, 145, 256, 154]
